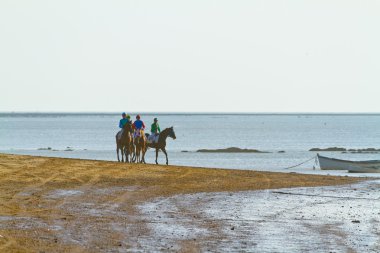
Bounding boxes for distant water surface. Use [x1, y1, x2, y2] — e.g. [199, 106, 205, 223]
[1, 113, 380, 176]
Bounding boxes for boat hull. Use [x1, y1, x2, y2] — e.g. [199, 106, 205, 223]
[317, 154, 380, 173]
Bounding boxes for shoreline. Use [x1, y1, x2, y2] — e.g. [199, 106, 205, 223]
[3, 150, 380, 178]
[0, 153, 369, 252]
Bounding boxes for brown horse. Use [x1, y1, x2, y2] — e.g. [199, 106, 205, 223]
[116, 122, 133, 162]
[145, 127, 176, 165]
[134, 129, 146, 163]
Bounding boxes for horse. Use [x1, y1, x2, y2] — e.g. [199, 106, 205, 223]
[115, 122, 133, 162]
[134, 129, 147, 163]
[145, 127, 176, 165]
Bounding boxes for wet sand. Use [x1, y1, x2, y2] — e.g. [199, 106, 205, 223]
[139, 180, 380, 252]
[0, 153, 369, 252]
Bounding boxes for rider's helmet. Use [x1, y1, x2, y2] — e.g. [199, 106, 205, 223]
[122, 112, 126, 117]
[126, 114, 131, 120]
[154, 117, 158, 122]
[136, 115, 141, 120]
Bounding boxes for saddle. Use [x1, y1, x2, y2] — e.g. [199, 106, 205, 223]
[147, 133, 159, 144]
[133, 129, 144, 139]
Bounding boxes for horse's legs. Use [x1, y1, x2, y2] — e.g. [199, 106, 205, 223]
[133, 142, 138, 163]
[126, 145, 129, 162]
[162, 148, 168, 165]
[124, 145, 129, 163]
[136, 145, 140, 163]
[141, 145, 146, 164]
[132, 151, 136, 162]
[130, 144, 135, 162]
[121, 146, 125, 162]
[155, 148, 159, 165]
[116, 146, 120, 162]
[129, 143, 133, 162]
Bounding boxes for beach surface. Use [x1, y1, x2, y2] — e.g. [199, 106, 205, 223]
[0, 153, 377, 252]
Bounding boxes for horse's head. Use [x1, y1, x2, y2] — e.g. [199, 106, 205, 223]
[168, 126, 176, 140]
[123, 122, 133, 134]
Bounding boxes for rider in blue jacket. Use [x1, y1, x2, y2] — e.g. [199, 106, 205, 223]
[119, 113, 129, 129]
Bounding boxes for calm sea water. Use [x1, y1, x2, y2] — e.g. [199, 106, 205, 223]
[1, 113, 380, 176]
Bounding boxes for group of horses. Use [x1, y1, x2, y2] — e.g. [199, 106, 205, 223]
[116, 122, 176, 165]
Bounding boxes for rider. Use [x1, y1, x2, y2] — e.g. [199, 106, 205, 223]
[118, 112, 130, 139]
[149, 118, 161, 142]
[126, 114, 131, 123]
[151, 117, 161, 134]
[132, 115, 145, 138]
[119, 112, 129, 129]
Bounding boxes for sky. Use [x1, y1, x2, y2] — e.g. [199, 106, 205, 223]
[0, 0, 379, 113]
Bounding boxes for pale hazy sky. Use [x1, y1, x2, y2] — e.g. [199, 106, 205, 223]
[1, 0, 379, 113]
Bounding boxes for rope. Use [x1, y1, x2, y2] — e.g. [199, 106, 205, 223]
[282, 156, 317, 170]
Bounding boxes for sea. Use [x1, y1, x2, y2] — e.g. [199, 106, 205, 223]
[1, 113, 380, 176]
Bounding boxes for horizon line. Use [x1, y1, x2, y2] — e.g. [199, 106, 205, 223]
[1, 111, 380, 115]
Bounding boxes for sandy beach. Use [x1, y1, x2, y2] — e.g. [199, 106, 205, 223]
[2, 0, 380, 251]
[0, 153, 377, 252]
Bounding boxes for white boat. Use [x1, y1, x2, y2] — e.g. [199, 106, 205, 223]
[316, 153, 380, 173]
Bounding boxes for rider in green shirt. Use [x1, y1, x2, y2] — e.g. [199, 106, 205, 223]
[151, 118, 161, 135]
